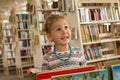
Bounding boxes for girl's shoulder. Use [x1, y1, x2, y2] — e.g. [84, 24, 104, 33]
[43, 52, 54, 57]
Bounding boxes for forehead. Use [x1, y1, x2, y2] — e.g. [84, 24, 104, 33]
[52, 18, 68, 26]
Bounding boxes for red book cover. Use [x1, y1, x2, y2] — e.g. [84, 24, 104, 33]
[36, 65, 95, 80]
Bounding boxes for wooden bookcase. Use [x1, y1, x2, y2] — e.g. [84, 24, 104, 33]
[2, 19, 16, 75]
[15, 13, 34, 78]
[65, 0, 120, 69]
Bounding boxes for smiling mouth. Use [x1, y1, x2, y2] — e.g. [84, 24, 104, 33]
[61, 36, 69, 40]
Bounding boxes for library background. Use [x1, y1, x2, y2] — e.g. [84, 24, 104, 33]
[0, 0, 120, 80]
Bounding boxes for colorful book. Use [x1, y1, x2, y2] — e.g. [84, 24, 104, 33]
[36, 65, 95, 80]
[73, 69, 108, 80]
[85, 47, 91, 60]
[51, 69, 108, 80]
[111, 64, 120, 80]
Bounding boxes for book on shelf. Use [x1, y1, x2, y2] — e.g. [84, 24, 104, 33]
[18, 22, 29, 30]
[7, 59, 15, 65]
[5, 37, 13, 43]
[84, 45, 101, 60]
[16, 14, 28, 21]
[51, 69, 108, 80]
[27, 3, 34, 14]
[7, 52, 15, 58]
[81, 24, 100, 42]
[87, 61, 105, 69]
[36, 65, 95, 80]
[111, 64, 120, 80]
[19, 40, 30, 48]
[18, 31, 29, 39]
[20, 50, 29, 56]
[4, 30, 11, 36]
[38, 12, 44, 22]
[78, 3, 119, 22]
[112, 7, 120, 20]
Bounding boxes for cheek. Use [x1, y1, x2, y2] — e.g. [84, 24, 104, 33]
[69, 31, 71, 36]
[50, 34, 59, 40]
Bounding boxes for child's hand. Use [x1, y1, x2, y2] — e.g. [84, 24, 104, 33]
[27, 68, 40, 76]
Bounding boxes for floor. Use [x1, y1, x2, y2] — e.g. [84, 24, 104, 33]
[0, 73, 29, 80]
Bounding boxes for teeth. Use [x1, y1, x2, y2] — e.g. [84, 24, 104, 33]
[61, 36, 68, 40]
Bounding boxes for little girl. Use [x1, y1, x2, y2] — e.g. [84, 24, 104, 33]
[28, 14, 86, 73]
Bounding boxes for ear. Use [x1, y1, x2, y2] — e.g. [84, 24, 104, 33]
[46, 33, 53, 41]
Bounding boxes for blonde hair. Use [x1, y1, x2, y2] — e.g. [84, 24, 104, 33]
[42, 15, 69, 33]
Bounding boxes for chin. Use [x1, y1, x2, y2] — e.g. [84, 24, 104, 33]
[62, 42, 70, 45]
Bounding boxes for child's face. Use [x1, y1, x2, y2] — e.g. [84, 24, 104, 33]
[47, 18, 71, 46]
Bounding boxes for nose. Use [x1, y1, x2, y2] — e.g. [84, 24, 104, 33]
[62, 28, 67, 34]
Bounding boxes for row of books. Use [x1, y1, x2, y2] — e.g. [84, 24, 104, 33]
[4, 44, 13, 50]
[78, 7, 120, 22]
[5, 37, 13, 43]
[3, 22, 11, 29]
[84, 43, 116, 60]
[81, 23, 118, 42]
[19, 40, 30, 47]
[7, 52, 15, 58]
[3, 29, 12, 37]
[21, 58, 33, 65]
[81, 24, 99, 42]
[91, 61, 105, 69]
[16, 14, 29, 21]
[84, 45, 101, 60]
[20, 49, 31, 56]
[7, 59, 15, 65]
[18, 31, 29, 39]
[18, 22, 29, 30]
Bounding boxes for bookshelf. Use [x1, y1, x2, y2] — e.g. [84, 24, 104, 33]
[66, 0, 120, 69]
[15, 13, 34, 78]
[2, 19, 16, 75]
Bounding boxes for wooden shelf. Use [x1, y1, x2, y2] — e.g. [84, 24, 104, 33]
[80, 20, 120, 25]
[77, 0, 118, 3]
[37, 8, 59, 12]
[18, 29, 30, 31]
[87, 55, 120, 64]
[82, 38, 120, 45]
[19, 38, 31, 40]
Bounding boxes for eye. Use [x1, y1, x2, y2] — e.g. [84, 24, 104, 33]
[56, 27, 61, 31]
[65, 25, 69, 29]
